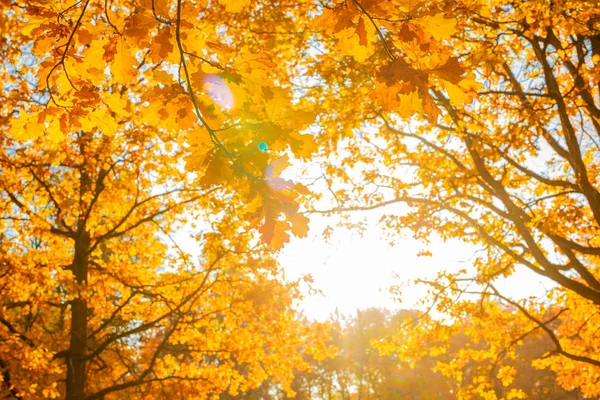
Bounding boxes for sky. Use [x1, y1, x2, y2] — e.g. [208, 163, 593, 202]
[279, 211, 554, 321]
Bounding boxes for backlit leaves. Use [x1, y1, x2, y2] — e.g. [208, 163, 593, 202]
[0, 0, 568, 397]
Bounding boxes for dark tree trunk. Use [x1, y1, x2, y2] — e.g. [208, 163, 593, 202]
[66, 231, 90, 400]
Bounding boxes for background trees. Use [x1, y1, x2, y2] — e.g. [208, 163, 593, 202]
[241, 308, 582, 399]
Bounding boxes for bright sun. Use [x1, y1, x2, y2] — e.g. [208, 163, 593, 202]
[280, 212, 553, 321]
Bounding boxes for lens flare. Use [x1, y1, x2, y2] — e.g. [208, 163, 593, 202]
[390, 367, 410, 394]
[203, 74, 234, 110]
[265, 157, 294, 191]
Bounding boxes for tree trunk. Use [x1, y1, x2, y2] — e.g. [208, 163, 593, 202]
[66, 231, 90, 400]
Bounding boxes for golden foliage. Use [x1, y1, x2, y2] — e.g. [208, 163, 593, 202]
[2, 0, 600, 398]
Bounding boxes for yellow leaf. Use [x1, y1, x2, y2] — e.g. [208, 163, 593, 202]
[289, 213, 309, 238]
[335, 28, 374, 62]
[218, 0, 251, 13]
[21, 14, 46, 36]
[266, 156, 290, 179]
[417, 13, 457, 41]
[10, 111, 43, 141]
[111, 38, 138, 85]
[104, 92, 128, 116]
[439, 80, 471, 106]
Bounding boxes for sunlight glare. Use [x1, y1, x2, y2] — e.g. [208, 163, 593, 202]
[203, 74, 234, 110]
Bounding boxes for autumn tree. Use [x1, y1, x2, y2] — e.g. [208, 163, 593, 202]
[377, 302, 588, 399]
[306, 0, 600, 398]
[0, 0, 342, 398]
[0, 46, 318, 397]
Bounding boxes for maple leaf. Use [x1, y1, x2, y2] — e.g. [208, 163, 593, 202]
[357, 17, 369, 46]
[416, 12, 457, 41]
[104, 37, 138, 85]
[150, 27, 177, 63]
[431, 56, 464, 85]
[419, 90, 439, 124]
[378, 57, 427, 89]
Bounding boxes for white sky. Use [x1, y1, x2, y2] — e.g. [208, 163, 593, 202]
[280, 211, 554, 321]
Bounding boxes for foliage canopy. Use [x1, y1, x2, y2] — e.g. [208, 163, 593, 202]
[2, 0, 600, 399]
